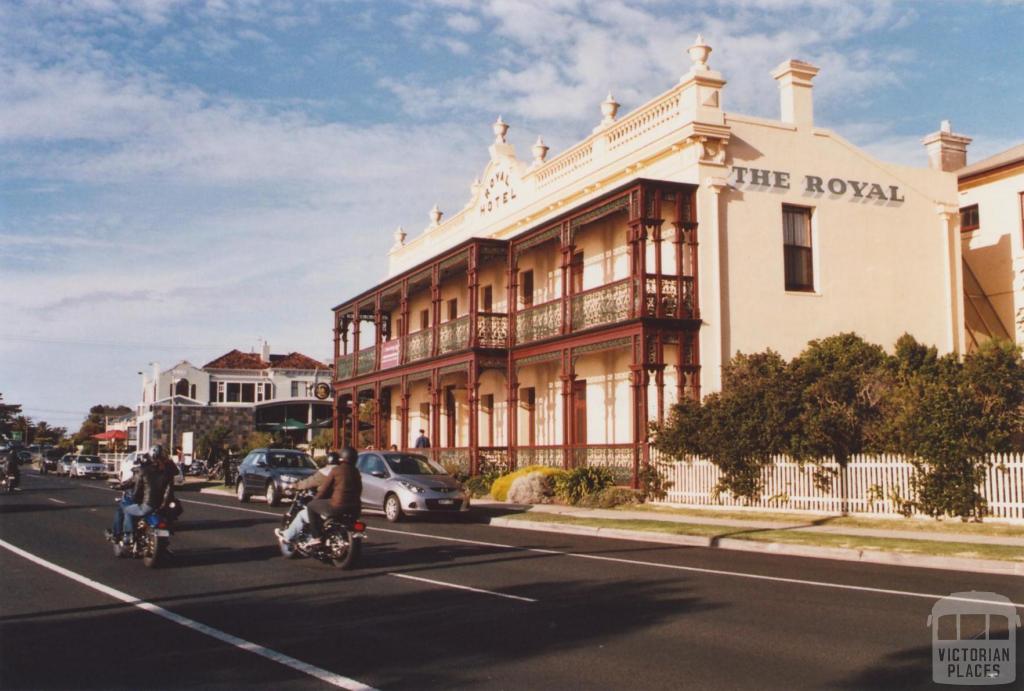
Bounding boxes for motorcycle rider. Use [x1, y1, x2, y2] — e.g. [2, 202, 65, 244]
[0, 448, 20, 489]
[106, 446, 172, 543]
[276, 447, 361, 547]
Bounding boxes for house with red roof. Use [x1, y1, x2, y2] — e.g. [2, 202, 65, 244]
[135, 341, 333, 455]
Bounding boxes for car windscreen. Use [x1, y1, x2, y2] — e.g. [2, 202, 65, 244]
[384, 455, 445, 475]
[267, 453, 316, 470]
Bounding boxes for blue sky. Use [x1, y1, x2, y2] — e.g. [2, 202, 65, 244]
[2, 0, 1022, 432]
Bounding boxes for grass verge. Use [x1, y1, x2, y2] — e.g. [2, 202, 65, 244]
[504, 513, 1024, 562]
[622, 504, 1024, 538]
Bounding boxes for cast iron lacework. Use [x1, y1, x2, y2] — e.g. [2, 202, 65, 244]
[406, 330, 432, 363]
[572, 446, 634, 484]
[439, 251, 469, 273]
[568, 196, 629, 234]
[356, 347, 376, 374]
[438, 363, 468, 377]
[476, 313, 509, 348]
[335, 354, 354, 380]
[379, 378, 401, 389]
[437, 448, 470, 476]
[571, 278, 631, 330]
[439, 315, 470, 354]
[409, 269, 432, 288]
[407, 370, 432, 383]
[478, 449, 509, 475]
[644, 276, 687, 316]
[517, 447, 563, 468]
[515, 300, 562, 344]
[478, 358, 507, 370]
[514, 225, 561, 257]
[515, 351, 562, 368]
[572, 337, 632, 361]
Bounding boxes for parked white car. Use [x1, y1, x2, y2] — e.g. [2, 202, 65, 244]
[70, 455, 107, 478]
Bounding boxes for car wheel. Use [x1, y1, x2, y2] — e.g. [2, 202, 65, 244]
[265, 482, 280, 506]
[384, 493, 404, 523]
[236, 480, 251, 503]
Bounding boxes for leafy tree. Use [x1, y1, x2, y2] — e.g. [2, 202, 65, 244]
[787, 333, 887, 469]
[654, 350, 797, 501]
[197, 426, 231, 463]
[881, 337, 1024, 520]
[73, 404, 132, 446]
[0, 393, 23, 438]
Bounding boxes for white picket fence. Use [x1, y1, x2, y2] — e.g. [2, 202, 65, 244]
[652, 452, 1024, 520]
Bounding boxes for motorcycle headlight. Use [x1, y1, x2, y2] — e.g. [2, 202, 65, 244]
[399, 480, 425, 494]
[280, 474, 297, 483]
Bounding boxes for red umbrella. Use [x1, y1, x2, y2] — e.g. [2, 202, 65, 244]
[92, 430, 127, 440]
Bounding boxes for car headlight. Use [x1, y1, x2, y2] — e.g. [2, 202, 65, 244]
[399, 480, 425, 493]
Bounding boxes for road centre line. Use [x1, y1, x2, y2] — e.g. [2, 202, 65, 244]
[389, 572, 537, 602]
[76, 482, 1024, 610]
[48, 497, 67, 504]
[0, 537, 377, 691]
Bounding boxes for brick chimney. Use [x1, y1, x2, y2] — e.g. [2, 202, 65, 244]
[771, 59, 820, 130]
[922, 120, 972, 172]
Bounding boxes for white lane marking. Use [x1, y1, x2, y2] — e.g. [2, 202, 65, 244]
[0, 538, 377, 691]
[389, 572, 537, 603]
[76, 484, 1024, 610]
[48, 498, 67, 504]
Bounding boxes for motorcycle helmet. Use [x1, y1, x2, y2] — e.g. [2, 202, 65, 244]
[326, 451, 341, 465]
[149, 444, 164, 459]
[340, 446, 357, 464]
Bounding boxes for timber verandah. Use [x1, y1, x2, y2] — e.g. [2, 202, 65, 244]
[331, 179, 702, 485]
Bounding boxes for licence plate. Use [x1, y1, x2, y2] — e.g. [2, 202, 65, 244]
[438, 499, 453, 505]
[153, 529, 170, 537]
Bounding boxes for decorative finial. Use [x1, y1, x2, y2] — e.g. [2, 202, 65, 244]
[688, 34, 711, 70]
[532, 136, 549, 164]
[391, 225, 407, 251]
[600, 92, 620, 125]
[430, 204, 443, 227]
[940, 119, 951, 134]
[492, 115, 509, 144]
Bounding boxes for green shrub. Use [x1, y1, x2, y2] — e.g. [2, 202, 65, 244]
[554, 466, 615, 505]
[463, 475, 492, 498]
[507, 471, 558, 504]
[576, 486, 642, 509]
[491, 465, 565, 502]
[637, 462, 673, 502]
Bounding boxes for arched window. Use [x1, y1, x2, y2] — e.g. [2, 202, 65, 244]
[174, 378, 191, 397]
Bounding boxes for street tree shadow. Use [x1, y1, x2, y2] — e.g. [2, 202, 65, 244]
[708, 515, 843, 547]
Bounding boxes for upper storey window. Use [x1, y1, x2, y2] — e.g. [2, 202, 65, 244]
[783, 205, 814, 292]
[959, 204, 979, 232]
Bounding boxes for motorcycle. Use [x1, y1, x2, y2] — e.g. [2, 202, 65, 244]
[0, 468, 16, 493]
[278, 490, 365, 569]
[107, 490, 179, 568]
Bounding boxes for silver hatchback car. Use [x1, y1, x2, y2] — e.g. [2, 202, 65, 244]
[356, 452, 470, 522]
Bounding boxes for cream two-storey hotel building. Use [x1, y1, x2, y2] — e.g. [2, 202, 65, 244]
[330, 37, 967, 484]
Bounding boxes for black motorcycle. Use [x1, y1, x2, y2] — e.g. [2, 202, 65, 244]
[107, 490, 179, 568]
[0, 469, 16, 494]
[278, 490, 365, 569]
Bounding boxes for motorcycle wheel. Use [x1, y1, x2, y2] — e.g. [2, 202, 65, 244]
[143, 535, 167, 568]
[326, 526, 359, 570]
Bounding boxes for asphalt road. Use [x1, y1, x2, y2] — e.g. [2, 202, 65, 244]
[1, 470, 1021, 690]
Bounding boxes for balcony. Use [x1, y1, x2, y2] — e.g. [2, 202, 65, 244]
[439, 315, 470, 354]
[514, 273, 695, 346]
